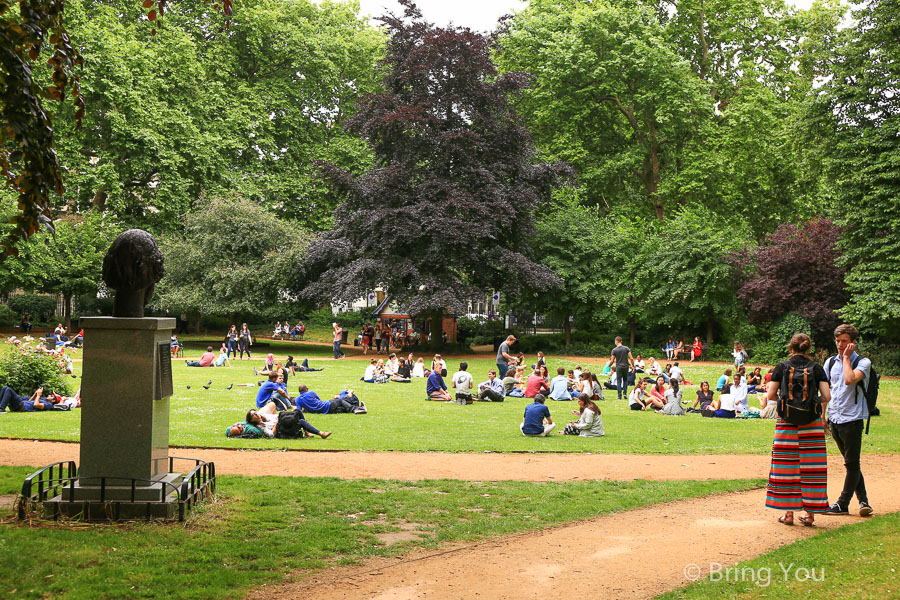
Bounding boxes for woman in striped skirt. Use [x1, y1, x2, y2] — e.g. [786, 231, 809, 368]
[764, 333, 831, 526]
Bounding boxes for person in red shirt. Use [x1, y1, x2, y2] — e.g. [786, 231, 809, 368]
[186, 346, 216, 367]
[524, 368, 550, 398]
[690, 336, 703, 362]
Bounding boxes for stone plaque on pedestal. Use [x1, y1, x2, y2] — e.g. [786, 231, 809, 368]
[78, 316, 175, 483]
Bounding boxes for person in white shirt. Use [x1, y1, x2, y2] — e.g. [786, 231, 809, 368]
[362, 359, 377, 383]
[731, 372, 749, 414]
[709, 384, 736, 418]
[412, 358, 426, 377]
[634, 355, 646, 373]
[647, 357, 662, 376]
[629, 380, 648, 410]
[669, 361, 684, 383]
[451, 362, 474, 404]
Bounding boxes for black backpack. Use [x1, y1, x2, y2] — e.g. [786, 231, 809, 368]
[825, 355, 880, 434]
[777, 359, 823, 426]
[274, 410, 306, 439]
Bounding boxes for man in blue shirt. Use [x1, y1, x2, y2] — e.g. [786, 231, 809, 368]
[0, 385, 53, 412]
[426, 367, 451, 401]
[824, 324, 874, 517]
[477, 369, 505, 402]
[255, 373, 292, 410]
[295, 385, 363, 414]
[520, 394, 555, 437]
[547, 366, 573, 401]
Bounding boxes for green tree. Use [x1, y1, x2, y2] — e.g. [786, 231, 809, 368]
[153, 196, 308, 328]
[641, 205, 744, 344]
[815, 0, 900, 338]
[498, 0, 707, 219]
[17, 212, 121, 329]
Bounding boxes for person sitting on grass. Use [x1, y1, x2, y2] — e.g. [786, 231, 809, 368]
[561, 393, 604, 436]
[548, 366, 573, 401]
[362, 358, 377, 383]
[716, 368, 732, 391]
[215, 343, 232, 368]
[255, 372, 292, 410]
[451, 361, 474, 404]
[708, 383, 736, 418]
[255, 353, 276, 375]
[634, 354, 645, 374]
[645, 376, 667, 410]
[186, 346, 216, 367]
[477, 369, 505, 402]
[426, 364, 451, 401]
[731, 372, 749, 415]
[391, 357, 412, 382]
[747, 367, 762, 393]
[629, 380, 649, 410]
[520, 394, 555, 437]
[295, 385, 365, 414]
[431, 354, 448, 377]
[524, 367, 550, 398]
[689, 381, 714, 413]
[647, 356, 662, 378]
[658, 379, 685, 416]
[0, 385, 56, 412]
[412, 357, 426, 378]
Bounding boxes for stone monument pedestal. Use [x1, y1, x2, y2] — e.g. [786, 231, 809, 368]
[44, 316, 188, 519]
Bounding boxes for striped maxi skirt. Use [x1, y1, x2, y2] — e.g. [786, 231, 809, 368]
[765, 418, 829, 512]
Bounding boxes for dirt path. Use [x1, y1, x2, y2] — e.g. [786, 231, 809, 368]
[2, 440, 899, 483]
[4, 440, 897, 599]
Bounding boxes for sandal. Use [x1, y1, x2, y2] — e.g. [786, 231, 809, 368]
[778, 515, 794, 526]
[797, 515, 815, 527]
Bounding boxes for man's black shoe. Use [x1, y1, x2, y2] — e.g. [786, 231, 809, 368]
[859, 501, 874, 517]
[824, 502, 849, 515]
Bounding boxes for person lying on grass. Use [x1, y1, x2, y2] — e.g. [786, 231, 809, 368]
[285, 356, 323, 375]
[256, 372, 292, 410]
[295, 384, 366, 414]
[186, 346, 216, 367]
[251, 404, 332, 439]
[0, 385, 61, 412]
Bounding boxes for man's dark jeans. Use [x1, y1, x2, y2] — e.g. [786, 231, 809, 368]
[0, 386, 25, 412]
[479, 388, 504, 402]
[616, 367, 630, 400]
[497, 362, 509, 379]
[829, 419, 867, 506]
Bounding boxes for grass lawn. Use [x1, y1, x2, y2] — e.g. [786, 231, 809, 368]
[657, 511, 900, 600]
[0, 465, 762, 599]
[0, 340, 897, 454]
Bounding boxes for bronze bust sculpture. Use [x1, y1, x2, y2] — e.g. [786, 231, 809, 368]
[101, 229, 165, 318]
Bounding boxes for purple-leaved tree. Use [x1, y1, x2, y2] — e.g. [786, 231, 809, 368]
[302, 0, 571, 337]
[732, 217, 848, 336]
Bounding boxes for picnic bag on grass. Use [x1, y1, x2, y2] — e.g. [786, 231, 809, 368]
[825, 355, 880, 434]
[777, 359, 822, 426]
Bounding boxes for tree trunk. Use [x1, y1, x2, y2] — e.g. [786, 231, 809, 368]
[706, 318, 714, 347]
[563, 316, 571, 346]
[432, 309, 445, 346]
[192, 314, 202, 334]
[63, 293, 72, 332]
[649, 142, 663, 219]
[629, 318, 636, 348]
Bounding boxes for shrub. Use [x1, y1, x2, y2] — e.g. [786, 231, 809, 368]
[0, 303, 18, 327]
[74, 293, 113, 317]
[456, 317, 508, 345]
[0, 348, 72, 396]
[7, 293, 58, 322]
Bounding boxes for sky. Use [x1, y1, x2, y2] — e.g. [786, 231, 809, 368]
[354, 0, 820, 32]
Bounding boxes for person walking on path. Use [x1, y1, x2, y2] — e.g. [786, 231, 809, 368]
[824, 323, 875, 517]
[238, 323, 252, 360]
[607, 336, 634, 402]
[332, 322, 345, 360]
[496, 335, 516, 379]
[764, 333, 830, 526]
